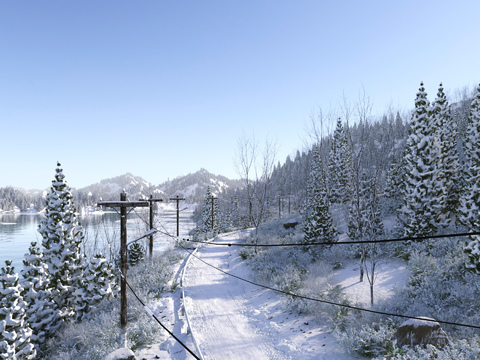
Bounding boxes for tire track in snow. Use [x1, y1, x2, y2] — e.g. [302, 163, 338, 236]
[183, 232, 290, 360]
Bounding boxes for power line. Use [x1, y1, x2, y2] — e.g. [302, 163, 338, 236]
[122, 273, 202, 360]
[182, 230, 480, 247]
[141, 222, 480, 330]
[178, 240, 480, 330]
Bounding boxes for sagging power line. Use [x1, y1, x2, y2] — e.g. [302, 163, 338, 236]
[182, 230, 480, 247]
[121, 273, 201, 360]
[175, 234, 480, 331]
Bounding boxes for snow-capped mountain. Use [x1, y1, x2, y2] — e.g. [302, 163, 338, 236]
[158, 168, 242, 203]
[75, 173, 164, 203]
[74, 169, 242, 205]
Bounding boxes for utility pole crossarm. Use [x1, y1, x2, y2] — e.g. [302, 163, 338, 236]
[97, 201, 150, 208]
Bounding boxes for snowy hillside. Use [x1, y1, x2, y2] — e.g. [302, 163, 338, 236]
[158, 168, 243, 203]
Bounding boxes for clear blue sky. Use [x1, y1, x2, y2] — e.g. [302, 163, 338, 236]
[1, 1, 479, 190]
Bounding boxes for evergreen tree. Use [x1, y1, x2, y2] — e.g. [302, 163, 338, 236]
[327, 119, 353, 204]
[459, 83, 480, 229]
[430, 83, 459, 226]
[304, 145, 322, 220]
[213, 198, 222, 235]
[401, 83, 438, 237]
[459, 83, 480, 272]
[21, 242, 60, 349]
[38, 162, 87, 322]
[0, 260, 36, 360]
[383, 156, 406, 211]
[127, 242, 145, 267]
[74, 254, 117, 321]
[202, 186, 219, 236]
[304, 146, 335, 247]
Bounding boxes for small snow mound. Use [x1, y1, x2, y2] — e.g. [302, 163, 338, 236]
[102, 348, 136, 360]
[401, 316, 437, 328]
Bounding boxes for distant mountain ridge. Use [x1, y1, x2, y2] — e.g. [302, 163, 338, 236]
[74, 169, 242, 205]
[1, 169, 241, 210]
[158, 168, 242, 203]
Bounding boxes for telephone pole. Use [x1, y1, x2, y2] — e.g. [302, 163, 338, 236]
[139, 195, 163, 261]
[97, 191, 149, 347]
[170, 194, 185, 237]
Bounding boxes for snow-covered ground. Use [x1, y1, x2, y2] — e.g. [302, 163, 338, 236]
[137, 230, 409, 359]
[333, 259, 409, 307]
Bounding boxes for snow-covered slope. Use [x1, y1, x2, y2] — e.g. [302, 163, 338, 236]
[158, 168, 242, 203]
[181, 231, 393, 360]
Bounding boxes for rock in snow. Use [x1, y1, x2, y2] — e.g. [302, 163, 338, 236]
[102, 348, 137, 360]
[395, 317, 449, 348]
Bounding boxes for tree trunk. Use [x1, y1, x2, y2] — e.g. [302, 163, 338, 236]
[370, 283, 374, 306]
[359, 252, 365, 282]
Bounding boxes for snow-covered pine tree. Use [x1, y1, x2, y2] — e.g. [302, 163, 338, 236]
[304, 145, 335, 248]
[304, 145, 321, 221]
[401, 83, 438, 238]
[213, 197, 222, 236]
[74, 254, 117, 321]
[21, 242, 60, 349]
[38, 162, 87, 322]
[327, 118, 353, 204]
[460, 83, 480, 272]
[383, 156, 406, 212]
[128, 242, 145, 267]
[0, 260, 36, 360]
[202, 186, 218, 236]
[430, 83, 459, 226]
[459, 83, 480, 230]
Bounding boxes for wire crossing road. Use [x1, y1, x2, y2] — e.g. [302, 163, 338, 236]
[182, 231, 290, 360]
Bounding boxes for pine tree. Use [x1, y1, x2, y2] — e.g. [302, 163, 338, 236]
[202, 186, 219, 236]
[21, 242, 60, 349]
[430, 83, 459, 226]
[460, 83, 480, 272]
[0, 260, 36, 360]
[459, 83, 480, 229]
[304, 145, 322, 220]
[327, 119, 353, 204]
[383, 156, 406, 211]
[304, 146, 335, 247]
[74, 254, 117, 321]
[213, 198, 222, 236]
[128, 242, 145, 267]
[38, 162, 87, 322]
[401, 83, 438, 237]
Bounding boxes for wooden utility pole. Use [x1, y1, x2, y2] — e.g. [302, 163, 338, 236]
[139, 195, 163, 261]
[97, 191, 149, 347]
[169, 194, 185, 237]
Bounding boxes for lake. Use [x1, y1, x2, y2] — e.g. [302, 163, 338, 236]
[0, 203, 196, 273]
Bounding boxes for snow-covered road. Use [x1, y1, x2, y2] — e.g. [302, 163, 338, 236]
[183, 231, 288, 359]
[182, 231, 356, 360]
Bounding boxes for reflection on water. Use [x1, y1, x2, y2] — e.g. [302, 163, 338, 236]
[0, 207, 196, 272]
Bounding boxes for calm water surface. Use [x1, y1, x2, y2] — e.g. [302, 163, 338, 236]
[0, 206, 195, 273]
